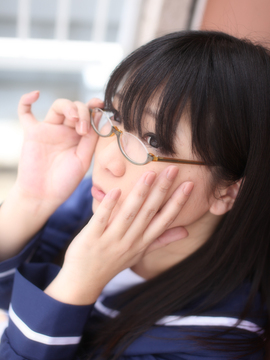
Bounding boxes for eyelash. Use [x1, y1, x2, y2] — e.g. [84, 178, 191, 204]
[143, 133, 159, 149]
[108, 109, 161, 151]
[109, 109, 122, 124]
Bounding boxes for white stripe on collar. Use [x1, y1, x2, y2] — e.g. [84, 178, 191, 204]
[0, 268, 16, 278]
[9, 305, 81, 345]
[94, 299, 263, 334]
[100, 268, 145, 297]
[156, 315, 263, 333]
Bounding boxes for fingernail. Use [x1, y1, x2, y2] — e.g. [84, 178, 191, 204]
[166, 166, 178, 180]
[144, 172, 156, 186]
[183, 182, 194, 196]
[80, 120, 89, 134]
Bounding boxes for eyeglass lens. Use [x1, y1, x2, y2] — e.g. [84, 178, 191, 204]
[91, 108, 149, 165]
[92, 109, 111, 136]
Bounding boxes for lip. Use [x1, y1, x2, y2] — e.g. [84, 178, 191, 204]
[91, 183, 106, 202]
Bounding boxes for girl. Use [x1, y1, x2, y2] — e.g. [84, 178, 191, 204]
[0, 30, 269, 359]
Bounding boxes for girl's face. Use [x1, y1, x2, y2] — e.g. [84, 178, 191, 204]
[91, 101, 221, 245]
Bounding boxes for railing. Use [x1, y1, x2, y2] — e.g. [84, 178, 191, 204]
[0, 0, 143, 192]
[0, 0, 142, 73]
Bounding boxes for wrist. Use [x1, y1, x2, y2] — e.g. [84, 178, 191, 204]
[45, 267, 103, 305]
[0, 184, 58, 260]
[11, 181, 61, 215]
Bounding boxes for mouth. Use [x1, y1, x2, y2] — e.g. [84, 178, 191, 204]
[91, 183, 106, 202]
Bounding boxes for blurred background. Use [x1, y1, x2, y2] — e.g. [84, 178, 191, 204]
[0, 0, 270, 201]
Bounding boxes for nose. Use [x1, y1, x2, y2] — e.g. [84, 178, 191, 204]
[96, 136, 126, 177]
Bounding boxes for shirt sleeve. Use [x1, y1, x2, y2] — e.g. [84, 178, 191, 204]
[0, 177, 93, 310]
[0, 263, 93, 360]
[0, 263, 264, 360]
[0, 232, 41, 310]
[31, 177, 93, 264]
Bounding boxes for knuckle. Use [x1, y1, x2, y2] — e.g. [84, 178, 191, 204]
[103, 196, 118, 210]
[120, 242, 132, 253]
[74, 100, 84, 109]
[144, 208, 156, 220]
[176, 197, 188, 207]
[159, 182, 170, 193]
[95, 215, 107, 224]
[54, 98, 67, 106]
[137, 188, 148, 198]
[163, 217, 174, 228]
[103, 202, 115, 211]
[123, 211, 137, 222]
[170, 192, 188, 207]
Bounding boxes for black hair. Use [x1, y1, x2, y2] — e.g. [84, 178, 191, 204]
[80, 31, 270, 358]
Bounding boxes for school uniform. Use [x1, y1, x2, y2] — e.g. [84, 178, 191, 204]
[0, 178, 266, 359]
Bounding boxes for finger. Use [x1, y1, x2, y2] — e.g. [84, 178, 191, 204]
[87, 188, 121, 236]
[122, 166, 179, 240]
[74, 101, 91, 136]
[18, 90, 40, 128]
[75, 129, 99, 172]
[144, 181, 194, 246]
[108, 171, 157, 236]
[146, 226, 189, 254]
[73, 102, 99, 168]
[44, 98, 80, 126]
[86, 98, 104, 110]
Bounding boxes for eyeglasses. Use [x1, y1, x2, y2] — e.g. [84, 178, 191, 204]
[90, 108, 206, 166]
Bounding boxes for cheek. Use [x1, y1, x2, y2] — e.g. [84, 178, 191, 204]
[92, 145, 214, 226]
[173, 190, 212, 226]
[167, 170, 215, 227]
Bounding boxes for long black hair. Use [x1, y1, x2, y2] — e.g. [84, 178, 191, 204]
[80, 31, 270, 358]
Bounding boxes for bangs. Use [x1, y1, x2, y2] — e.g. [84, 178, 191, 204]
[104, 31, 260, 178]
[104, 33, 203, 156]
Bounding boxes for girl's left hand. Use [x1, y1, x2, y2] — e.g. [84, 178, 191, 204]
[45, 166, 193, 305]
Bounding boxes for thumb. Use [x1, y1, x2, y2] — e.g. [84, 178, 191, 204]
[146, 227, 188, 254]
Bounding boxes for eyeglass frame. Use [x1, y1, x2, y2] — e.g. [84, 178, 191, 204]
[90, 108, 206, 166]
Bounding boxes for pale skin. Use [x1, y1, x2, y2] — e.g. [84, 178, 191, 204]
[0, 91, 100, 260]
[0, 91, 240, 306]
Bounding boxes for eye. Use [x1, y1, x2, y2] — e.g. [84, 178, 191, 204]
[109, 109, 122, 124]
[144, 133, 159, 148]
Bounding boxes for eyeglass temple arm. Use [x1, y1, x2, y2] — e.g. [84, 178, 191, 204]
[149, 154, 206, 166]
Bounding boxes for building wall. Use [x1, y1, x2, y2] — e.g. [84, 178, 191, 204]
[201, 0, 270, 44]
[135, 0, 194, 47]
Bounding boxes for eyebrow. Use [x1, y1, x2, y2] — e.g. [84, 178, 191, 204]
[113, 93, 157, 119]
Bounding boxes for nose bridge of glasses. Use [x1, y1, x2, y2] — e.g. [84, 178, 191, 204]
[108, 126, 139, 164]
[106, 125, 122, 151]
[95, 114, 149, 165]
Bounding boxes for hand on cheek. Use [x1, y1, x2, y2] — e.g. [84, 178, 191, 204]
[46, 166, 193, 305]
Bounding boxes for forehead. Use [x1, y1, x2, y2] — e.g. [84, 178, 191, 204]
[113, 93, 157, 117]
[112, 93, 164, 133]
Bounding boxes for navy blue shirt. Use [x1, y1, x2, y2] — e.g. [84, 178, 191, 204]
[0, 178, 266, 359]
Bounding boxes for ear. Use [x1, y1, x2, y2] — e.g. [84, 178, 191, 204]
[209, 180, 242, 216]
